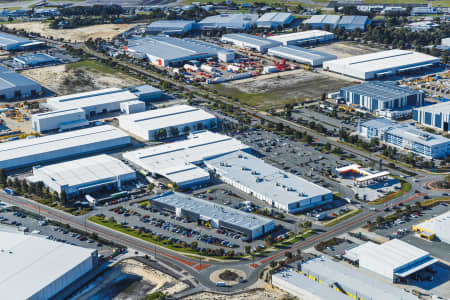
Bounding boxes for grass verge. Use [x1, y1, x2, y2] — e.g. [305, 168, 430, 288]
[322, 209, 362, 227]
[421, 197, 450, 207]
[67, 60, 117, 75]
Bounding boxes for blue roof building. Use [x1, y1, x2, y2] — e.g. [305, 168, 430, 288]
[13, 53, 58, 67]
[0, 66, 42, 100]
[147, 20, 195, 34]
[0, 32, 33, 50]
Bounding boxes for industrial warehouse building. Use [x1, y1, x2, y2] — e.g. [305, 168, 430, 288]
[120, 100, 145, 114]
[359, 118, 450, 159]
[13, 53, 58, 68]
[0, 125, 130, 170]
[0, 230, 98, 300]
[343, 239, 438, 282]
[205, 151, 333, 213]
[272, 269, 351, 300]
[127, 85, 163, 101]
[256, 12, 294, 28]
[221, 33, 281, 52]
[126, 36, 234, 66]
[304, 15, 370, 31]
[199, 13, 258, 30]
[413, 102, 450, 132]
[118, 105, 217, 141]
[0, 32, 41, 50]
[147, 20, 195, 34]
[46, 88, 139, 116]
[323, 50, 440, 80]
[150, 192, 275, 240]
[122, 131, 250, 188]
[0, 66, 42, 100]
[340, 81, 424, 112]
[412, 211, 450, 244]
[28, 154, 136, 198]
[299, 256, 419, 300]
[32, 107, 88, 133]
[268, 45, 337, 66]
[268, 30, 335, 46]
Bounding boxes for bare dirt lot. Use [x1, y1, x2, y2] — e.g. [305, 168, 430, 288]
[4, 22, 140, 42]
[214, 69, 352, 109]
[315, 41, 380, 59]
[21, 62, 143, 95]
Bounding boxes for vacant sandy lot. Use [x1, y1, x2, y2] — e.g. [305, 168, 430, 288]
[21, 64, 143, 95]
[315, 41, 380, 59]
[4, 22, 140, 42]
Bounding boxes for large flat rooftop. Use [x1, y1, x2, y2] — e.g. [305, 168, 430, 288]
[268, 30, 334, 44]
[0, 65, 41, 91]
[222, 33, 281, 49]
[415, 102, 450, 114]
[414, 211, 450, 243]
[0, 31, 30, 46]
[205, 151, 332, 206]
[342, 81, 421, 101]
[151, 191, 273, 231]
[32, 107, 85, 120]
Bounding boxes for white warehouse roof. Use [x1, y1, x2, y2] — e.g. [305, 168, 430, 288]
[268, 30, 334, 45]
[268, 45, 337, 66]
[0, 125, 130, 170]
[118, 105, 217, 141]
[0, 231, 96, 300]
[222, 33, 281, 51]
[323, 50, 440, 80]
[46, 88, 138, 111]
[123, 130, 250, 187]
[414, 211, 450, 244]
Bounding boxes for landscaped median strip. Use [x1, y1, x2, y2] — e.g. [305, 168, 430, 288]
[369, 178, 411, 205]
[322, 209, 362, 227]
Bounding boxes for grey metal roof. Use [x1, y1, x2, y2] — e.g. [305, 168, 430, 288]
[338, 15, 369, 26]
[257, 12, 292, 23]
[148, 20, 195, 31]
[360, 118, 396, 129]
[268, 45, 337, 62]
[0, 66, 41, 90]
[387, 124, 450, 147]
[127, 36, 231, 61]
[0, 32, 30, 47]
[414, 102, 450, 114]
[300, 257, 419, 300]
[341, 81, 421, 101]
[151, 191, 274, 231]
[128, 84, 161, 95]
[222, 33, 281, 48]
[14, 53, 57, 65]
[304, 14, 340, 25]
[199, 13, 258, 27]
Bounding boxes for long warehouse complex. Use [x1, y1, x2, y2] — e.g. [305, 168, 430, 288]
[0, 31, 40, 50]
[412, 211, 450, 244]
[147, 20, 195, 34]
[0, 125, 131, 170]
[118, 105, 217, 141]
[126, 36, 234, 66]
[28, 154, 136, 198]
[0, 230, 98, 300]
[150, 192, 275, 240]
[268, 45, 337, 67]
[221, 33, 281, 52]
[123, 130, 250, 188]
[340, 81, 424, 112]
[304, 15, 370, 31]
[359, 118, 450, 158]
[413, 102, 450, 132]
[32, 107, 88, 133]
[343, 239, 438, 282]
[256, 12, 294, 28]
[205, 151, 333, 213]
[199, 13, 258, 30]
[46, 88, 139, 116]
[268, 30, 335, 46]
[323, 50, 440, 80]
[0, 65, 42, 100]
[299, 256, 419, 300]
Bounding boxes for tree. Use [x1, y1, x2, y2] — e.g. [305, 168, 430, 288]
[285, 251, 293, 260]
[171, 182, 180, 191]
[376, 216, 384, 225]
[245, 245, 251, 254]
[265, 234, 274, 246]
[190, 241, 198, 251]
[0, 168, 6, 185]
[183, 126, 190, 134]
[147, 183, 155, 192]
[303, 221, 312, 228]
[60, 190, 68, 205]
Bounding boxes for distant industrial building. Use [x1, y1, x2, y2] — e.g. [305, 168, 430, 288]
[323, 50, 440, 80]
[46, 88, 139, 117]
[256, 12, 294, 28]
[337, 15, 370, 31]
[221, 33, 281, 52]
[126, 36, 234, 67]
[412, 211, 450, 244]
[268, 45, 337, 66]
[127, 84, 163, 101]
[299, 256, 419, 300]
[304, 15, 341, 29]
[28, 154, 136, 198]
[343, 239, 438, 282]
[442, 37, 450, 50]
[150, 191, 275, 240]
[406, 21, 439, 32]
[0, 32, 42, 50]
[147, 20, 195, 34]
[272, 269, 351, 300]
[359, 118, 450, 159]
[118, 105, 217, 141]
[205, 151, 333, 213]
[199, 13, 258, 30]
[381, 6, 406, 14]
[0, 125, 130, 170]
[122, 131, 249, 188]
[268, 30, 334, 46]
[411, 7, 441, 16]
[31, 108, 88, 133]
[413, 102, 450, 132]
[120, 100, 146, 114]
[340, 81, 424, 112]
[13, 53, 58, 67]
[0, 66, 42, 100]
[0, 230, 97, 300]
